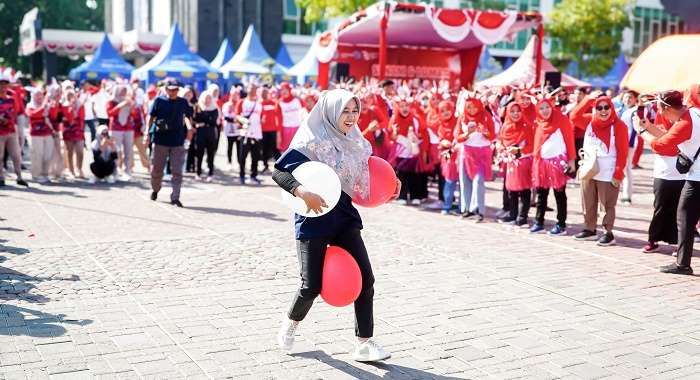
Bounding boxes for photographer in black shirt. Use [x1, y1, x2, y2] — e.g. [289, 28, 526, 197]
[146, 78, 193, 207]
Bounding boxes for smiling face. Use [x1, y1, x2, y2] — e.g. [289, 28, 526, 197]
[337, 98, 360, 134]
[439, 104, 453, 121]
[538, 102, 552, 120]
[465, 102, 479, 116]
[508, 105, 522, 122]
[517, 96, 531, 109]
[594, 100, 612, 121]
[397, 100, 410, 117]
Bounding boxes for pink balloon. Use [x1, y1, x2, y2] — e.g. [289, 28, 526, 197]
[353, 156, 397, 208]
[320, 246, 362, 307]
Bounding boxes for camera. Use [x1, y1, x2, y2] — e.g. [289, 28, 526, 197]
[154, 118, 170, 132]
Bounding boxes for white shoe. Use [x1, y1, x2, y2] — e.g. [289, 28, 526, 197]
[352, 339, 391, 362]
[277, 319, 298, 352]
[107, 175, 116, 184]
[205, 176, 213, 183]
[410, 199, 421, 206]
[396, 199, 408, 205]
[672, 251, 678, 257]
[88, 176, 97, 184]
[121, 174, 132, 182]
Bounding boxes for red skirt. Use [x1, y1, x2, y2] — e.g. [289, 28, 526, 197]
[461, 145, 493, 180]
[279, 126, 298, 152]
[440, 152, 459, 181]
[532, 154, 569, 189]
[505, 156, 533, 192]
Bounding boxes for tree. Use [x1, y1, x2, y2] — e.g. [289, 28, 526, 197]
[0, 0, 104, 74]
[295, 0, 377, 24]
[547, 0, 631, 77]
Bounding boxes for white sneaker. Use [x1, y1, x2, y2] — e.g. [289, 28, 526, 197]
[410, 199, 421, 206]
[396, 199, 408, 205]
[672, 251, 678, 257]
[205, 176, 213, 183]
[277, 319, 298, 352]
[88, 176, 97, 184]
[107, 175, 116, 184]
[352, 339, 391, 362]
[121, 174, 132, 182]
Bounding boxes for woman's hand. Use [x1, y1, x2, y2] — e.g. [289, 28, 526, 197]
[391, 179, 402, 201]
[611, 178, 620, 188]
[294, 186, 328, 215]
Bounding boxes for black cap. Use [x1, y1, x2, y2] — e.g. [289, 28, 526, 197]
[163, 77, 181, 90]
[381, 79, 394, 87]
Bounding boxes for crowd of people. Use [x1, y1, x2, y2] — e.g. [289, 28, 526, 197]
[1, 70, 699, 274]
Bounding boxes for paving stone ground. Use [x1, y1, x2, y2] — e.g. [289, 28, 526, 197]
[1, 149, 700, 380]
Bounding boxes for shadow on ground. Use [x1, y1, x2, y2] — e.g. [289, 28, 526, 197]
[292, 350, 465, 380]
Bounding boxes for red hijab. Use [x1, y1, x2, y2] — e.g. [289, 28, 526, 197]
[534, 98, 569, 155]
[500, 102, 533, 148]
[590, 96, 620, 150]
[279, 82, 294, 102]
[515, 91, 537, 124]
[461, 98, 488, 123]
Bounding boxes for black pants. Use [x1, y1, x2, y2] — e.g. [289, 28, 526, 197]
[238, 138, 261, 179]
[502, 182, 512, 212]
[649, 178, 684, 244]
[261, 131, 279, 169]
[186, 130, 197, 172]
[289, 229, 374, 338]
[509, 189, 531, 222]
[226, 136, 238, 164]
[195, 127, 218, 176]
[397, 170, 427, 201]
[677, 180, 700, 267]
[535, 187, 567, 227]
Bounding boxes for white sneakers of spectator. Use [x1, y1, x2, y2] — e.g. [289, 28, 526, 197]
[276, 318, 390, 362]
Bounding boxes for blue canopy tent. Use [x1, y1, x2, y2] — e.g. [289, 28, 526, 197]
[131, 24, 220, 89]
[275, 42, 294, 69]
[580, 53, 629, 89]
[287, 35, 320, 84]
[503, 57, 514, 70]
[69, 34, 134, 81]
[210, 38, 234, 69]
[219, 25, 287, 81]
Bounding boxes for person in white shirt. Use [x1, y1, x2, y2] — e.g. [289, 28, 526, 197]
[235, 83, 263, 185]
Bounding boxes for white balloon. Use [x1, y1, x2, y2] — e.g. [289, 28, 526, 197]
[280, 161, 341, 218]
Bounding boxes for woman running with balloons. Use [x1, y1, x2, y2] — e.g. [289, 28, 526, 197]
[272, 88, 400, 362]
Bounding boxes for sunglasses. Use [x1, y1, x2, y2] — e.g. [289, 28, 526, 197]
[596, 105, 611, 111]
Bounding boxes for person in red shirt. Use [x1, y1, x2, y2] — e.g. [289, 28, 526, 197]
[60, 88, 86, 179]
[635, 90, 700, 275]
[497, 102, 534, 226]
[276, 82, 303, 153]
[107, 84, 135, 180]
[131, 98, 150, 171]
[570, 92, 629, 246]
[389, 95, 429, 205]
[454, 95, 495, 222]
[26, 88, 57, 183]
[0, 76, 28, 187]
[435, 99, 458, 214]
[358, 92, 390, 159]
[530, 97, 576, 235]
[260, 85, 281, 173]
[374, 80, 396, 122]
[10, 81, 27, 159]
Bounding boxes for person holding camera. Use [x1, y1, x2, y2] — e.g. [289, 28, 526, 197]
[146, 78, 193, 208]
[88, 125, 118, 184]
[635, 90, 700, 275]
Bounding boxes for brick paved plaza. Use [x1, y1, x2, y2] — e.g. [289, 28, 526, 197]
[1, 153, 700, 379]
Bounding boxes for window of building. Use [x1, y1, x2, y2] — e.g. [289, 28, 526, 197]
[631, 6, 683, 56]
[284, 0, 328, 35]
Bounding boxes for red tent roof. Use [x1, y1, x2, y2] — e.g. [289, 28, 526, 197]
[316, 1, 541, 62]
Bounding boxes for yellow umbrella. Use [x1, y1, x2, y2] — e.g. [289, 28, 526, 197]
[621, 34, 700, 94]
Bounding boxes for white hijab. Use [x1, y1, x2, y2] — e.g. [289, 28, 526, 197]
[198, 90, 218, 111]
[285, 89, 371, 200]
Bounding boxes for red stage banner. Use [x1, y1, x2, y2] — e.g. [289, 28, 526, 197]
[336, 46, 461, 84]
